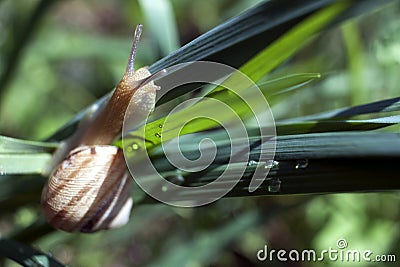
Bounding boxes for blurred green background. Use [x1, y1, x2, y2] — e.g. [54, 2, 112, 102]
[1, 0, 400, 266]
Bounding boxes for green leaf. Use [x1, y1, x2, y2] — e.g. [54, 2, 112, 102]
[149, 131, 400, 168]
[147, 132, 400, 198]
[258, 73, 321, 97]
[239, 2, 349, 82]
[0, 136, 56, 174]
[124, 3, 349, 150]
[0, 154, 52, 175]
[282, 97, 400, 122]
[0, 136, 57, 154]
[138, 0, 180, 57]
[276, 115, 400, 135]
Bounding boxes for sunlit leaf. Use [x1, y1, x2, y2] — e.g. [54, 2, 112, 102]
[125, 3, 348, 150]
[0, 136, 56, 174]
[138, 0, 180, 56]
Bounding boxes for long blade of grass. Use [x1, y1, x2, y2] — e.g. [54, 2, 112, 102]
[0, 238, 65, 267]
[238, 2, 349, 81]
[0, 154, 51, 175]
[259, 73, 321, 97]
[150, 132, 400, 167]
[126, 3, 349, 150]
[229, 157, 400, 197]
[0, 136, 57, 154]
[276, 115, 400, 135]
[149, 0, 396, 73]
[47, 0, 396, 142]
[282, 96, 400, 122]
[138, 0, 180, 56]
[0, 136, 56, 174]
[144, 132, 400, 201]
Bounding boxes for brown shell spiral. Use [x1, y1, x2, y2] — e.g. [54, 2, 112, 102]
[41, 146, 133, 232]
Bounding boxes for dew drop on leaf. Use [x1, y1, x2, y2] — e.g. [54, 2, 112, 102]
[131, 143, 140, 150]
[247, 160, 259, 166]
[295, 159, 309, 169]
[268, 178, 281, 193]
[265, 160, 279, 170]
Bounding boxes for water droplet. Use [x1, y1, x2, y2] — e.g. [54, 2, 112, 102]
[155, 133, 161, 138]
[158, 124, 163, 128]
[131, 143, 140, 150]
[295, 159, 309, 169]
[165, 174, 185, 186]
[0, 165, 5, 175]
[265, 160, 279, 170]
[268, 178, 281, 193]
[247, 160, 259, 166]
[161, 185, 168, 192]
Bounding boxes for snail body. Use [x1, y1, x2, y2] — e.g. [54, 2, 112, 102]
[41, 25, 159, 232]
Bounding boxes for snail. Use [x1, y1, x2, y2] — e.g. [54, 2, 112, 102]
[41, 25, 161, 232]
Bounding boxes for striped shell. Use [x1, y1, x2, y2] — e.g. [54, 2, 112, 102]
[41, 145, 133, 233]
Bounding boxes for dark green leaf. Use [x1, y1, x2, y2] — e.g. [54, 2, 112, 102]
[147, 132, 400, 199]
[0, 238, 65, 267]
[276, 115, 400, 135]
[283, 97, 400, 122]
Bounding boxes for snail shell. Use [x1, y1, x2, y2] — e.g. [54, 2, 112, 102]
[41, 25, 160, 233]
[41, 146, 133, 232]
